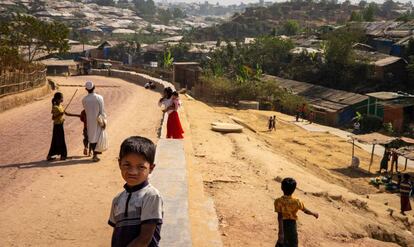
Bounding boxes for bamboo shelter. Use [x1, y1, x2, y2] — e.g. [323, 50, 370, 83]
[349, 133, 397, 172]
[395, 146, 414, 172]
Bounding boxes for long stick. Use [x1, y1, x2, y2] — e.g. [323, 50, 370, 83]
[64, 88, 78, 111]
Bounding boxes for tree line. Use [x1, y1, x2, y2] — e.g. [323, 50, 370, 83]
[0, 14, 69, 68]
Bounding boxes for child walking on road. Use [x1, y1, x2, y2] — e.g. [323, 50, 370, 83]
[65, 110, 90, 156]
[108, 136, 164, 247]
[274, 177, 319, 247]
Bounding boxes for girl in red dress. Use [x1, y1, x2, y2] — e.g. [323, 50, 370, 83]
[165, 91, 184, 139]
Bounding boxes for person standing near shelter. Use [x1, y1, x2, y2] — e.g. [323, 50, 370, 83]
[400, 174, 412, 215]
[300, 103, 306, 122]
[82, 81, 106, 162]
[295, 105, 300, 122]
[379, 147, 391, 174]
[391, 150, 399, 172]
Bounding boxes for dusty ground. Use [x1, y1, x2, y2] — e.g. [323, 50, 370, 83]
[182, 97, 414, 247]
[0, 76, 162, 246]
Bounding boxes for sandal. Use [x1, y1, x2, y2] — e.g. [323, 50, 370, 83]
[83, 148, 88, 156]
[93, 156, 100, 162]
[47, 156, 56, 161]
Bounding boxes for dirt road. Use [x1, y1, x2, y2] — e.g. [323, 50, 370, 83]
[0, 76, 162, 246]
[183, 98, 414, 247]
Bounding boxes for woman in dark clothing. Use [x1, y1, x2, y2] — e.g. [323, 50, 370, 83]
[400, 174, 412, 215]
[47, 92, 67, 161]
[379, 147, 391, 174]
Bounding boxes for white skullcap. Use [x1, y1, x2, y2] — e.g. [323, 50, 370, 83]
[85, 81, 94, 90]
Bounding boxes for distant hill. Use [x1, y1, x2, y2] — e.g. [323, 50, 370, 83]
[184, 1, 407, 42]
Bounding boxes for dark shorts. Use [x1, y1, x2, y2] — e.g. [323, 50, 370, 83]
[283, 220, 298, 247]
[90, 143, 102, 155]
[83, 127, 88, 148]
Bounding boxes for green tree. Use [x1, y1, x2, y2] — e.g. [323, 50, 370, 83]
[324, 27, 362, 65]
[158, 9, 172, 25]
[363, 3, 378, 21]
[381, 0, 396, 18]
[163, 49, 174, 69]
[358, 0, 367, 8]
[350, 11, 363, 22]
[93, 0, 115, 6]
[3, 15, 69, 62]
[134, 0, 156, 17]
[281, 20, 300, 36]
[172, 8, 186, 19]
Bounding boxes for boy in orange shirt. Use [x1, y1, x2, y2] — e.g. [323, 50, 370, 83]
[274, 177, 318, 247]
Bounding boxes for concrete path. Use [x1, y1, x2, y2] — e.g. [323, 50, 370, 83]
[152, 139, 192, 247]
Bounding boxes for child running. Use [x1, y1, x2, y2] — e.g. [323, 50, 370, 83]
[108, 136, 164, 247]
[274, 177, 318, 247]
[65, 110, 89, 156]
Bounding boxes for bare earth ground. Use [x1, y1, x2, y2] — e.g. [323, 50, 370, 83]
[0, 76, 162, 246]
[182, 97, 414, 247]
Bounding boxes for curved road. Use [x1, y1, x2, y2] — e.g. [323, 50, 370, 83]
[0, 76, 162, 246]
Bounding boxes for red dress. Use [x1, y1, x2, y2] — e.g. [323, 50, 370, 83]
[166, 101, 184, 139]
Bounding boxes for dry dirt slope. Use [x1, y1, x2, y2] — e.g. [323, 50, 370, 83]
[182, 96, 414, 247]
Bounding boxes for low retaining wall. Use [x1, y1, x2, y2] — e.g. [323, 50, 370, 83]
[0, 78, 50, 113]
[93, 68, 190, 245]
[90, 69, 175, 92]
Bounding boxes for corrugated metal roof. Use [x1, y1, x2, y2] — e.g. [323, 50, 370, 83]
[374, 56, 405, 66]
[40, 59, 78, 66]
[264, 75, 368, 112]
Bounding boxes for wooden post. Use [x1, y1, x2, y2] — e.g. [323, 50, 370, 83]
[404, 158, 408, 171]
[368, 144, 376, 172]
[352, 139, 355, 158]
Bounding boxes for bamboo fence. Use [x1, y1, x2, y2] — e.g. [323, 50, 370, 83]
[0, 68, 47, 97]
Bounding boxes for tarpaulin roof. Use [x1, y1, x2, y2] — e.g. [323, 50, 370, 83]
[396, 146, 414, 160]
[400, 137, 414, 145]
[350, 133, 397, 145]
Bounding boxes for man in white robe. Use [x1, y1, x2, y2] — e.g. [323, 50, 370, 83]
[82, 81, 106, 162]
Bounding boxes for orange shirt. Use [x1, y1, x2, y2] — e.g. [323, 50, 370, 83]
[274, 195, 304, 220]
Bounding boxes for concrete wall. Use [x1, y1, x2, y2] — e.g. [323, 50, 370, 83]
[90, 69, 175, 93]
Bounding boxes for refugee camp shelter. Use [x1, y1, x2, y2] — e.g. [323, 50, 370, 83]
[172, 62, 202, 90]
[354, 50, 407, 83]
[266, 76, 369, 126]
[40, 59, 79, 76]
[366, 92, 414, 132]
[140, 44, 166, 64]
[91, 58, 123, 69]
[350, 133, 396, 172]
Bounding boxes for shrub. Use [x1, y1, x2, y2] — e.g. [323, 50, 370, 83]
[361, 115, 382, 132]
[195, 75, 307, 112]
